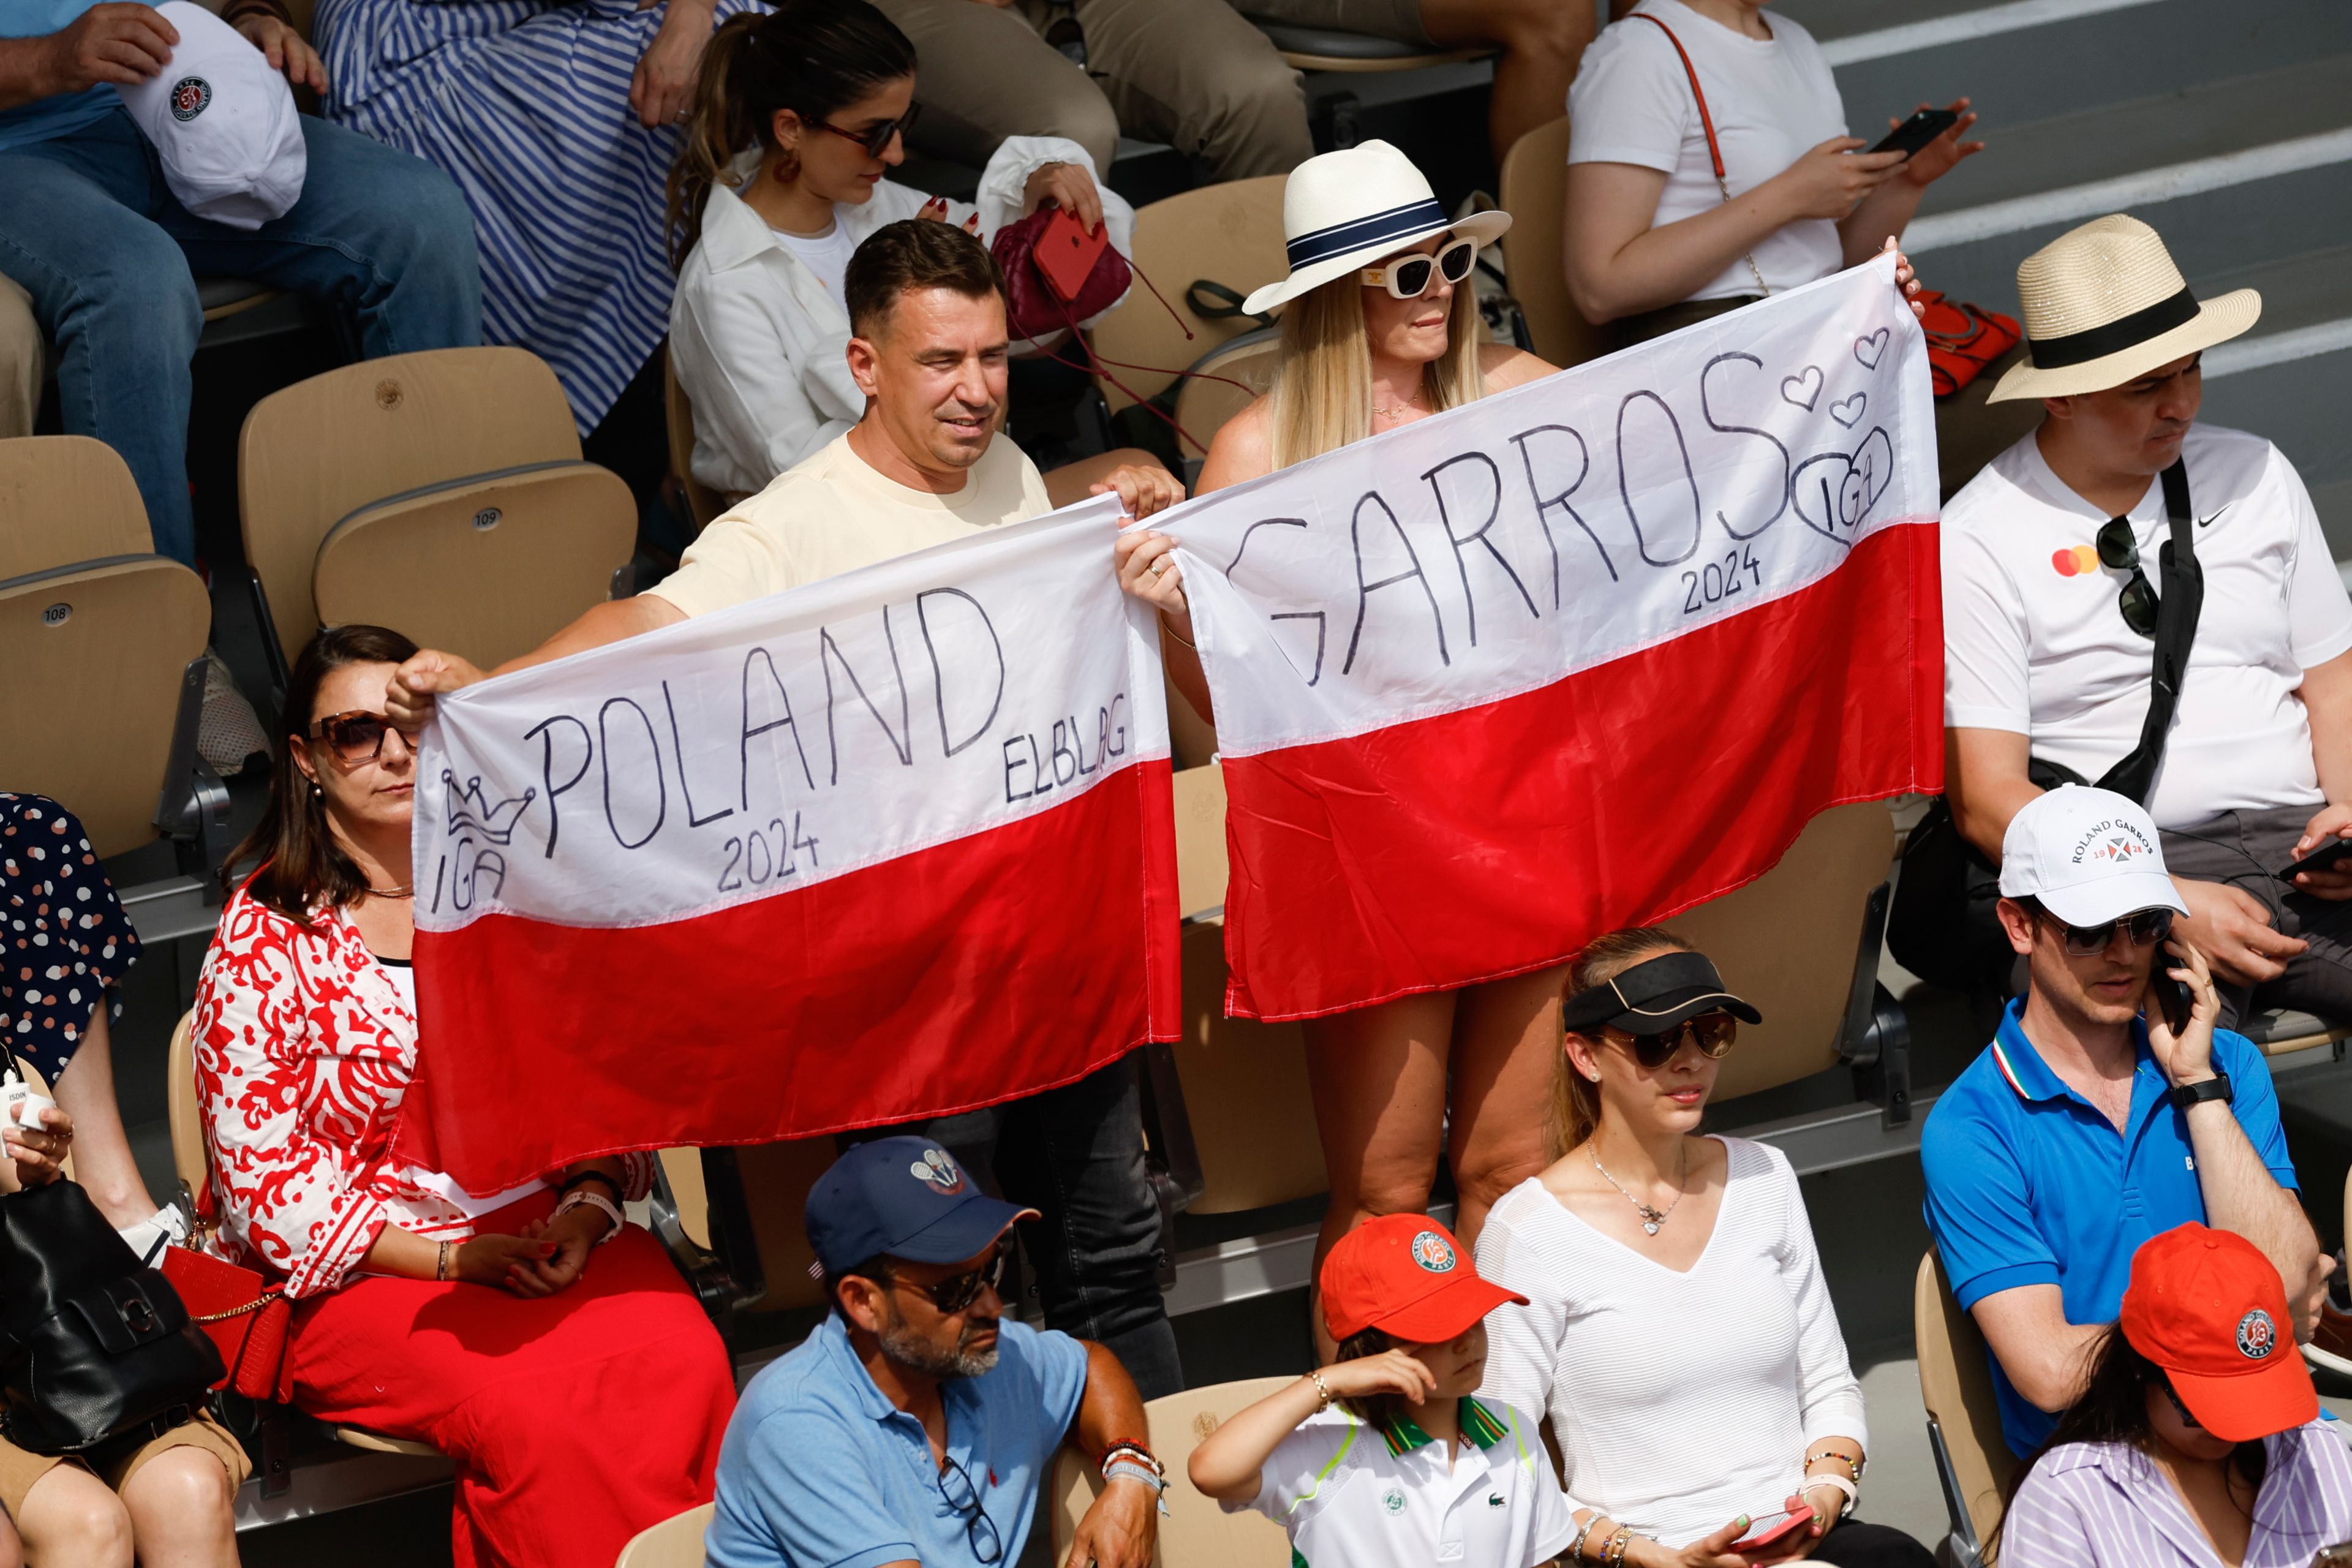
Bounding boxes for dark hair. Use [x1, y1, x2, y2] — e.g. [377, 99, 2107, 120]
[843, 218, 1006, 340]
[224, 624, 420, 922]
[824, 1253, 896, 1319]
[1992, 1326, 2277, 1558]
[1551, 925, 1696, 1158]
[1332, 1326, 1411, 1430]
[666, 0, 917, 268]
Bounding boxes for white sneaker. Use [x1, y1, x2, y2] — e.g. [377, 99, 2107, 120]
[116, 1204, 189, 1267]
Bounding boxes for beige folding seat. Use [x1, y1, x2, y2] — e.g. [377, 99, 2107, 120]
[1915, 1252, 2016, 1566]
[614, 1502, 715, 1567]
[1243, 18, 1484, 73]
[1052, 1376, 1297, 1567]
[0, 437, 217, 862]
[1169, 326, 1281, 475]
[663, 349, 728, 535]
[239, 345, 635, 677]
[1498, 116, 1607, 374]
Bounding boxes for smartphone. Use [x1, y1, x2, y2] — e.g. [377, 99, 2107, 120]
[1032, 205, 1109, 304]
[2154, 970, 2193, 1035]
[1730, 1507, 1812, 1555]
[1869, 108, 1959, 159]
[2278, 835, 2352, 883]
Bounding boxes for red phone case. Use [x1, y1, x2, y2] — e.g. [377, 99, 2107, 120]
[1730, 1508, 1812, 1554]
[1033, 206, 1108, 304]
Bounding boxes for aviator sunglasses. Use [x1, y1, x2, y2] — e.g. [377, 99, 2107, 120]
[1360, 236, 1478, 300]
[811, 102, 922, 159]
[1604, 1012, 1738, 1069]
[310, 710, 419, 766]
[911, 1243, 1009, 1316]
[2095, 516, 2162, 638]
[2045, 905, 2174, 957]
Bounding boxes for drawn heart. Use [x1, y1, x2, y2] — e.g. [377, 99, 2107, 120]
[1829, 392, 1867, 429]
[1853, 328, 1890, 371]
[1779, 365, 1824, 412]
[1791, 426, 1896, 546]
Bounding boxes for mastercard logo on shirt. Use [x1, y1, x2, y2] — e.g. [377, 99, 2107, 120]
[2050, 545, 2101, 578]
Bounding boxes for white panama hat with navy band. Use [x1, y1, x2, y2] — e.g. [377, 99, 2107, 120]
[1242, 139, 1511, 318]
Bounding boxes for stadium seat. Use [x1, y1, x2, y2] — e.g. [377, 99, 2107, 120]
[1169, 326, 1280, 470]
[1498, 116, 1606, 372]
[1242, 18, 1483, 73]
[1, 275, 36, 442]
[1914, 1252, 2013, 1568]
[0, 437, 222, 864]
[1667, 802, 1898, 1104]
[1051, 1376, 1296, 1567]
[1162, 764, 1327, 1215]
[1087, 178, 1287, 418]
[663, 349, 728, 535]
[709, 1139, 837, 1316]
[614, 1502, 714, 1568]
[197, 277, 281, 325]
[238, 346, 636, 682]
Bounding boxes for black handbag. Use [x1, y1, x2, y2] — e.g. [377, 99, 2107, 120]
[1889, 459, 2204, 990]
[0, 1174, 223, 1454]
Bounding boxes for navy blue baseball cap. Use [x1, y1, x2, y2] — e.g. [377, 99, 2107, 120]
[805, 1136, 1038, 1275]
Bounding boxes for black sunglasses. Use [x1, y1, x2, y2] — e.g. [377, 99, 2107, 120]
[310, 709, 420, 766]
[812, 102, 921, 159]
[2045, 905, 2174, 957]
[909, 1243, 1008, 1316]
[937, 1454, 1004, 1564]
[2095, 516, 2161, 638]
[1605, 1012, 1738, 1069]
[2158, 1374, 2202, 1430]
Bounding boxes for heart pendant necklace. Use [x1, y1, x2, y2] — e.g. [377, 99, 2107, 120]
[1592, 1140, 1687, 1236]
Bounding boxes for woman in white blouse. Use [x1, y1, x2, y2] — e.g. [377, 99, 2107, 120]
[1476, 928, 1936, 1567]
[666, 0, 1136, 502]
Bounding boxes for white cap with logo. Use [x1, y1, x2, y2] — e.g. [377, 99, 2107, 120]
[116, 1, 306, 232]
[1999, 785, 2190, 927]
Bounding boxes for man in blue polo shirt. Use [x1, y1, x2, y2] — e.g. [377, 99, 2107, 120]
[1922, 785, 2327, 1456]
[707, 1136, 1163, 1568]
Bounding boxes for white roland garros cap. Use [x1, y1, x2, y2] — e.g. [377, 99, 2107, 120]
[116, 1, 305, 232]
[1998, 785, 2190, 927]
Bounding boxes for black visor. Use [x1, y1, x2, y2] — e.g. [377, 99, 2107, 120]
[1561, 951, 1763, 1035]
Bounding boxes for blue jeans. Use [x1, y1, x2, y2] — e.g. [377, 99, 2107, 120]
[0, 107, 480, 565]
[853, 1058, 1186, 1399]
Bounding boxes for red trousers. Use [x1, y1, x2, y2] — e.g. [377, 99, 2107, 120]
[286, 1193, 737, 1568]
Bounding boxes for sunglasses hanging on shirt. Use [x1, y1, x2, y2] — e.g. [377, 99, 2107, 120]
[2096, 515, 2162, 638]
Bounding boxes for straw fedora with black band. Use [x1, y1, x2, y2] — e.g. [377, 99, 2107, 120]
[1986, 214, 2260, 403]
[1242, 139, 1511, 318]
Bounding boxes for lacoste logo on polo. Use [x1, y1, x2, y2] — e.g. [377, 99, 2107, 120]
[1487, 1493, 1504, 1507]
[1409, 1230, 1457, 1272]
[170, 77, 211, 122]
[908, 1148, 965, 1195]
[2238, 1308, 2278, 1359]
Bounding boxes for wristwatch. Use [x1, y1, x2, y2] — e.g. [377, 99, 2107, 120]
[2169, 1071, 2233, 1111]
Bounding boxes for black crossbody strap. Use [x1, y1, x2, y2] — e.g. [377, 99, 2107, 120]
[2094, 458, 2202, 804]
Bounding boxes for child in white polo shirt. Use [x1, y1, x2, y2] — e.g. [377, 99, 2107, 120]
[1189, 1215, 1576, 1567]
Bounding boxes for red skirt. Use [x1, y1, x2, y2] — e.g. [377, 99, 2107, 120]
[285, 1191, 737, 1568]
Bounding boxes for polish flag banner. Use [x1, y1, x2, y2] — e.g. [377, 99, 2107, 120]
[1163, 258, 1944, 1020]
[396, 495, 1180, 1193]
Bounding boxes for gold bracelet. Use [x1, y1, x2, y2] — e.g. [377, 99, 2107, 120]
[1604, 1525, 1635, 1567]
[1308, 1370, 1333, 1411]
[436, 1240, 453, 1282]
[1158, 612, 1196, 652]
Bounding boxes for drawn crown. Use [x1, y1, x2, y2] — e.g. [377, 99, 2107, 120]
[443, 772, 535, 845]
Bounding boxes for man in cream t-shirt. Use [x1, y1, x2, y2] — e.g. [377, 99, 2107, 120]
[388, 217, 1192, 1398]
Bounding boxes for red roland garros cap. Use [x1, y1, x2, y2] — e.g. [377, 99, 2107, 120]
[2119, 1223, 2317, 1442]
[1321, 1215, 1526, 1344]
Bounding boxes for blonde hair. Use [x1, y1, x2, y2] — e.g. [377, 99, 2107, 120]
[1549, 927, 1696, 1159]
[1265, 264, 1488, 470]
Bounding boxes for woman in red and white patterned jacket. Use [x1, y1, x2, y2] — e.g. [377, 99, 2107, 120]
[192, 624, 736, 1568]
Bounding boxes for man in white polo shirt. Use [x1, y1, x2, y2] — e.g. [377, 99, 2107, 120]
[1941, 214, 2352, 1028]
[388, 217, 1191, 1399]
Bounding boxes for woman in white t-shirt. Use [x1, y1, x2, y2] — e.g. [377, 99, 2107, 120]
[1563, 0, 1975, 340]
[665, 0, 1134, 500]
[1475, 927, 1937, 1568]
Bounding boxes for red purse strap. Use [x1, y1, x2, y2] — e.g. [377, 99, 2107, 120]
[1629, 13, 1727, 181]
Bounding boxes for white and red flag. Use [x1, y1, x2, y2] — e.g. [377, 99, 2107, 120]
[1163, 258, 1945, 1020]
[398, 496, 1180, 1193]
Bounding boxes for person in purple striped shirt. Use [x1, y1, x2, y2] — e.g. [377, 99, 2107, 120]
[1998, 1222, 2352, 1567]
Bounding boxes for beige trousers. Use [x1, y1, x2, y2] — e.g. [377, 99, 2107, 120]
[0, 271, 40, 442]
[874, 0, 1315, 182]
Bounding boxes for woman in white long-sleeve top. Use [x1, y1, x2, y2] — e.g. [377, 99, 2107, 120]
[1475, 927, 1936, 1568]
[665, 0, 1134, 502]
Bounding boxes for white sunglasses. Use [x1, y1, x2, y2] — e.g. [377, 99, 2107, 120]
[1359, 236, 1478, 300]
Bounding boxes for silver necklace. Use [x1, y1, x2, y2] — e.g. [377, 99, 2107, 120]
[1591, 1141, 1688, 1236]
[1373, 388, 1425, 421]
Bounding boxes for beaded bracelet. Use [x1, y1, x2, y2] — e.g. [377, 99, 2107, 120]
[1808, 1445, 1864, 1481]
[1308, 1370, 1333, 1412]
[1603, 1525, 1635, 1567]
[1099, 1441, 1163, 1480]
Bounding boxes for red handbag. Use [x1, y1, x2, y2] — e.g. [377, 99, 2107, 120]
[1916, 288, 2021, 398]
[160, 1245, 290, 1401]
[992, 205, 1131, 342]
